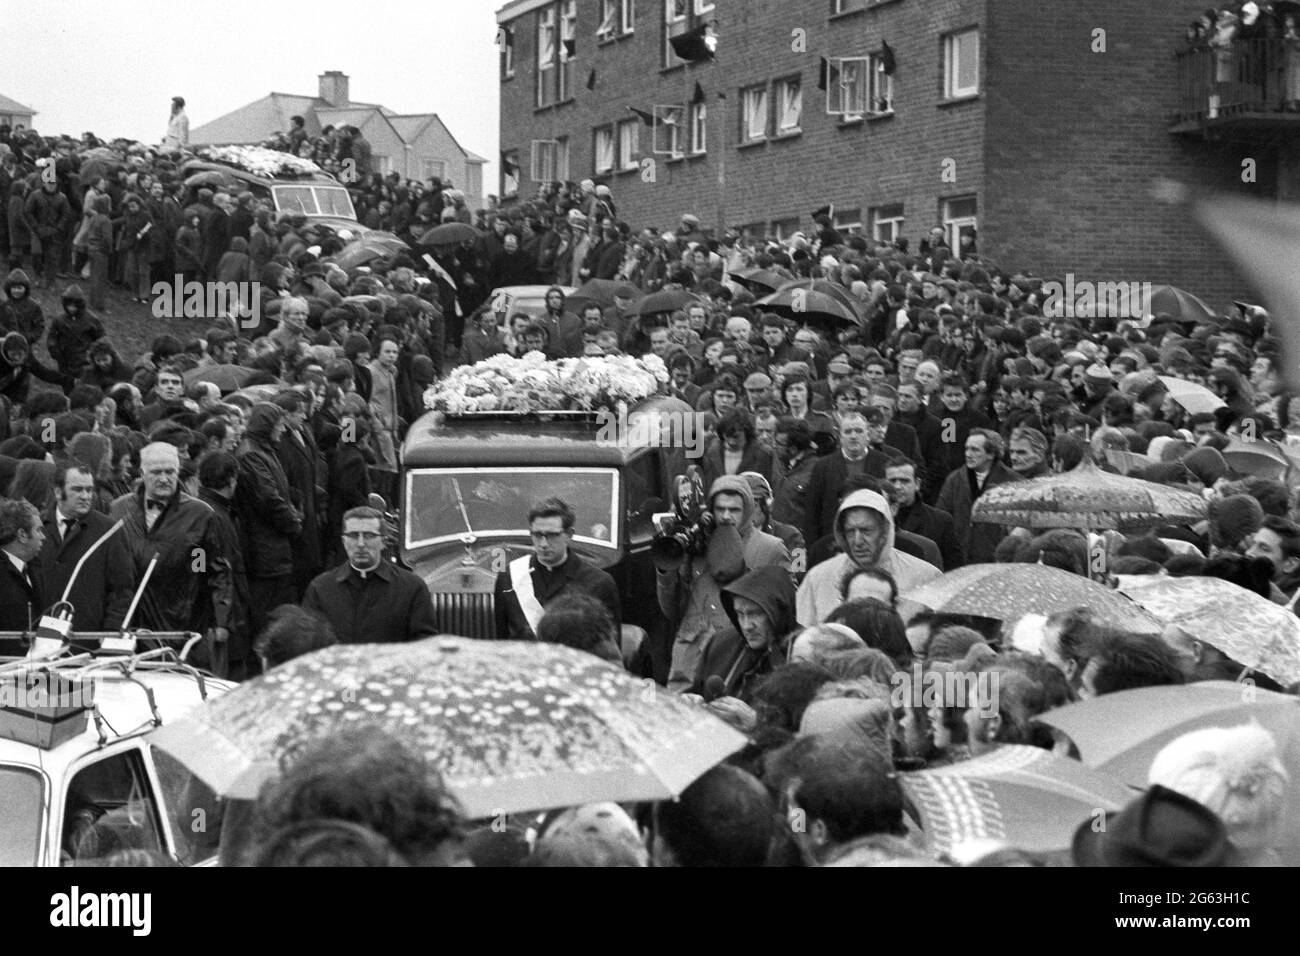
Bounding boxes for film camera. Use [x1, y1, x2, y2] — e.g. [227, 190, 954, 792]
[651, 466, 715, 562]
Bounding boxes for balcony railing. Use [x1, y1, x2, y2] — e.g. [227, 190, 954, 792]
[1173, 38, 1300, 130]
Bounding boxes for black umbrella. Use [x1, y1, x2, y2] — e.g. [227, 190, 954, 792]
[755, 283, 862, 329]
[329, 233, 411, 271]
[566, 278, 630, 318]
[729, 268, 792, 295]
[418, 222, 482, 246]
[631, 288, 700, 317]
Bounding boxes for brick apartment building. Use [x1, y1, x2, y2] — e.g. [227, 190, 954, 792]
[495, 0, 1300, 308]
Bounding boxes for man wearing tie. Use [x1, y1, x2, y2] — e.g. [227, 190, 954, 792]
[0, 499, 46, 656]
[39, 463, 136, 631]
[110, 442, 233, 645]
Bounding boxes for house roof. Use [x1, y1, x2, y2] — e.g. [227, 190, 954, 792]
[388, 113, 436, 142]
[0, 93, 36, 116]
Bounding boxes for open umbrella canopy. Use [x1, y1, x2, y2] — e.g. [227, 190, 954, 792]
[184, 169, 235, 191]
[148, 636, 746, 818]
[1158, 375, 1226, 416]
[1221, 436, 1291, 481]
[901, 745, 1134, 856]
[757, 279, 864, 329]
[632, 288, 700, 317]
[225, 383, 285, 405]
[1119, 576, 1300, 686]
[728, 268, 792, 295]
[565, 278, 628, 317]
[900, 562, 1162, 633]
[1147, 285, 1218, 325]
[330, 232, 410, 271]
[182, 364, 259, 395]
[418, 222, 482, 246]
[970, 458, 1208, 531]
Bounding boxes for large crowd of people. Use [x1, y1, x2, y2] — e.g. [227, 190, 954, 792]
[0, 105, 1297, 867]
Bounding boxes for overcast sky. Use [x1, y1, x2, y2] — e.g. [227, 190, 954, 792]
[5, 0, 500, 185]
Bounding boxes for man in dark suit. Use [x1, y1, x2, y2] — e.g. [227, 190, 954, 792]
[885, 458, 964, 571]
[754, 315, 811, 374]
[894, 380, 949, 504]
[937, 429, 1025, 564]
[273, 392, 325, 599]
[0, 499, 46, 655]
[802, 410, 893, 547]
[495, 497, 620, 641]
[38, 462, 135, 631]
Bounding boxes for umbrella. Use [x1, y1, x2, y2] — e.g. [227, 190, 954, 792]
[1147, 284, 1218, 325]
[970, 458, 1208, 531]
[1105, 449, 1154, 476]
[900, 745, 1135, 856]
[631, 288, 700, 317]
[1158, 375, 1225, 415]
[330, 233, 410, 271]
[759, 279, 864, 325]
[1221, 436, 1290, 481]
[184, 169, 234, 191]
[728, 268, 791, 294]
[565, 278, 628, 317]
[182, 364, 259, 395]
[755, 286, 861, 330]
[418, 222, 482, 246]
[225, 383, 284, 405]
[1119, 576, 1300, 686]
[148, 636, 746, 818]
[900, 562, 1162, 634]
[77, 158, 122, 186]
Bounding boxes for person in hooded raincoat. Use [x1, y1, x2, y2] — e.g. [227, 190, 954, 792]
[686, 564, 798, 702]
[796, 488, 941, 626]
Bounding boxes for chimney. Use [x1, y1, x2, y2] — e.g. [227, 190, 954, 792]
[318, 71, 350, 107]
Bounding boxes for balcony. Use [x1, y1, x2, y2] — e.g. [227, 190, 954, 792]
[1171, 38, 1300, 135]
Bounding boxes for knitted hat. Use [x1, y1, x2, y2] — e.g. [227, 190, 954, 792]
[1207, 494, 1264, 550]
[1183, 446, 1229, 486]
[1084, 363, 1113, 386]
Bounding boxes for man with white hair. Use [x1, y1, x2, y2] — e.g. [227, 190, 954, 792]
[110, 442, 234, 645]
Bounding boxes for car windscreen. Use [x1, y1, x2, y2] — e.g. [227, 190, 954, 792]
[405, 468, 619, 550]
[273, 185, 319, 216]
[313, 186, 356, 219]
[0, 765, 44, 865]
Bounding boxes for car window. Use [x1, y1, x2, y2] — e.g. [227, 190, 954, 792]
[314, 186, 356, 219]
[61, 748, 164, 866]
[625, 452, 663, 544]
[150, 747, 223, 865]
[274, 186, 319, 216]
[0, 766, 43, 866]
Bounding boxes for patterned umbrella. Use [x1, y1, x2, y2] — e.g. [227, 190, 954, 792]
[1158, 375, 1226, 416]
[1118, 576, 1300, 686]
[148, 637, 746, 818]
[901, 745, 1134, 856]
[900, 562, 1162, 634]
[970, 458, 1208, 531]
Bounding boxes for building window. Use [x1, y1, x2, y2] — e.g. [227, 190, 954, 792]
[944, 28, 980, 99]
[559, 0, 577, 102]
[694, 0, 715, 13]
[530, 139, 569, 182]
[941, 195, 977, 250]
[832, 0, 865, 13]
[502, 150, 521, 196]
[617, 119, 640, 169]
[770, 217, 800, 239]
[775, 77, 802, 133]
[652, 104, 685, 157]
[741, 84, 768, 142]
[868, 53, 894, 114]
[664, 0, 689, 66]
[373, 155, 391, 176]
[422, 159, 447, 180]
[600, 0, 635, 37]
[501, 25, 515, 78]
[833, 207, 862, 235]
[825, 57, 869, 119]
[594, 126, 616, 174]
[537, 7, 557, 107]
[869, 203, 905, 242]
[689, 101, 707, 153]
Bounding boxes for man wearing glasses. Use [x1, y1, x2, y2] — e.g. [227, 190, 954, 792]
[494, 498, 620, 641]
[302, 507, 436, 645]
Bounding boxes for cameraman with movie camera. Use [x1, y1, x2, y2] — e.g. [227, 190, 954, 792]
[655, 467, 789, 693]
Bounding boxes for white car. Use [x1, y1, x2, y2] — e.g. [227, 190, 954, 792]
[0, 644, 234, 867]
[488, 284, 577, 334]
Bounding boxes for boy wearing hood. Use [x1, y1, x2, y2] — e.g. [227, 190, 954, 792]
[0, 331, 68, 405]
[796, 489, 941, 626]
[48, 284, 106, 381]
[658, 475, 790, 692]
[0, 269, 45, 345]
